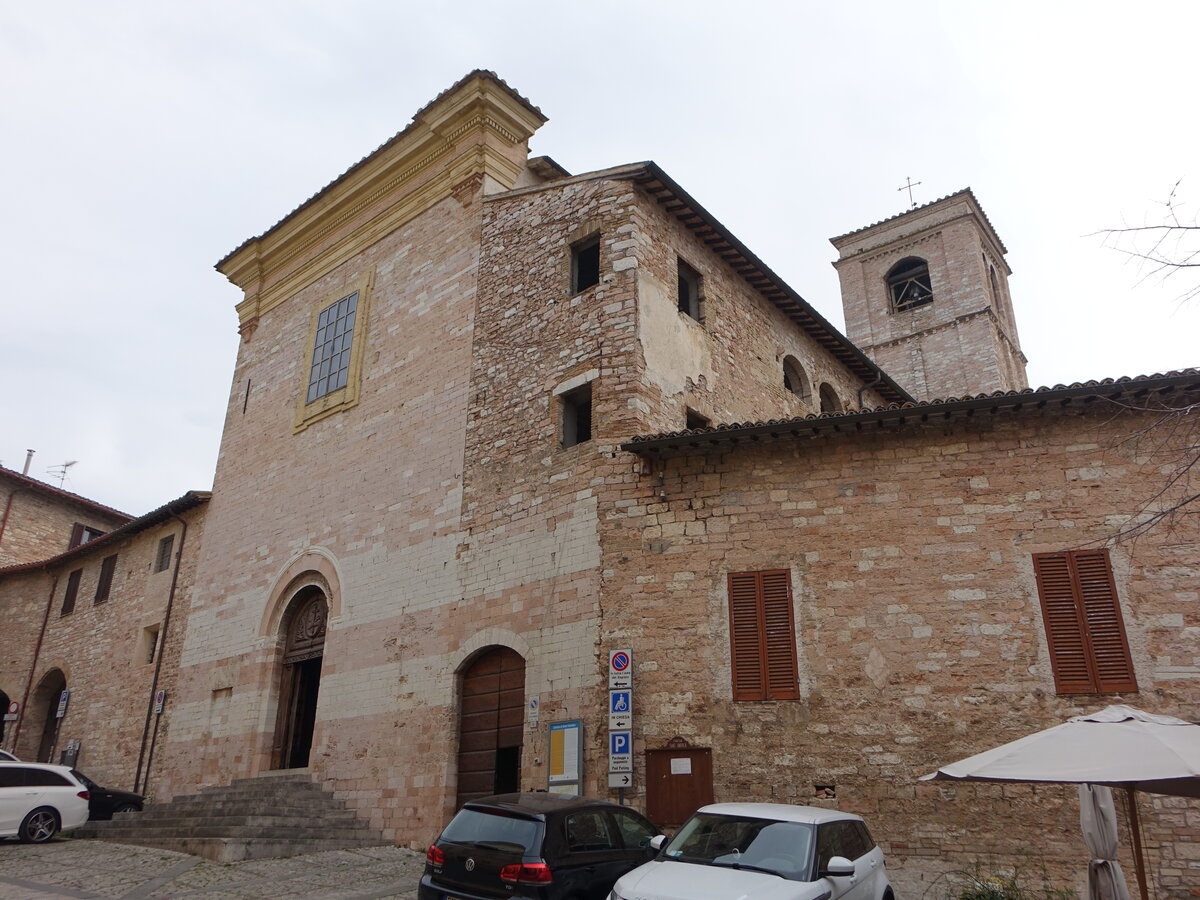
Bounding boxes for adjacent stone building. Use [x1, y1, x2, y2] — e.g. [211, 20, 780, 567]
[2, 71, 1196, 895]
[0, 465, 131, 568]
[0, 492, 207, 789]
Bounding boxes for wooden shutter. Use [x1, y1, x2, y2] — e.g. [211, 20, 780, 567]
[1033, 550, 1136, 694]
[728, 570, 799, 701]
[61, 569, 82, 615]
[68, 523, 85, 549]
[94, 554, 117, 604]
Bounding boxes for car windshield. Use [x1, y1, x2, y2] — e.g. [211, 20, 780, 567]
[70, 770, 97, 790]
[662, 813, 815, 881]
[439, 808, 541, 854]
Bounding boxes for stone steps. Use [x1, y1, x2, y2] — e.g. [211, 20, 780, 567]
[77, 771, 388, 862]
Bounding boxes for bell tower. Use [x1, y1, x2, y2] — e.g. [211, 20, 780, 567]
[831, 189, 1027, 401]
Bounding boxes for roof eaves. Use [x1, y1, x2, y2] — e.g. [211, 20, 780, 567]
[0, 490, 211, 575]
[0, 467, 133, 521]
[216, 70, 545, 270]
[618, 162, 912, 405]
[622, 369, 1200, 454]
[828, 188, 1009, 257]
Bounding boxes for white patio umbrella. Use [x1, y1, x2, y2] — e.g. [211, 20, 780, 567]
[922, 706, 1200, 900]
[1079, 783, 1131, 900]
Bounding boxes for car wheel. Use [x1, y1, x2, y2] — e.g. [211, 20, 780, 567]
[112, 803, 139, 815]
[19, 807, 60, 843]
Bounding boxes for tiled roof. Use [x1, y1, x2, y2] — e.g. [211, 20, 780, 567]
[829, 187, 1008, 254]
[0, 466, 132, 521]
[0, 491, 210, 574]
[624, 369, 1200, 452]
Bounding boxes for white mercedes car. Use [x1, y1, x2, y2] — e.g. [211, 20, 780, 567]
[609, 803, 894, 900]
[0, 762, 91, 843]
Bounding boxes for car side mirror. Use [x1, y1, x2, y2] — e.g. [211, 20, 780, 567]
[649, 834, 667, 851]
[821, 856, 855, 877]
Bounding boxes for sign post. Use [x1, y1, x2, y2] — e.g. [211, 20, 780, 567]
[607, 649, 635, 803]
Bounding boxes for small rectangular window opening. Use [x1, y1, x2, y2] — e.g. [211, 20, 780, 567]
[677, 259, 702, 320]
[144, 625, 161, 665]
[155, 535, 175, 573]
[61, 569, 82, 616]
[69, 523, 105, 549]
[571, 235, 600, 294]
[94, 554, 118, 604]
[561, 382, 593, 448]
[685, 409, 710, 430]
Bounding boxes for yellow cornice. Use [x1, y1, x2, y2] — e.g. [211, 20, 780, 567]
[224, 73, 545, 326]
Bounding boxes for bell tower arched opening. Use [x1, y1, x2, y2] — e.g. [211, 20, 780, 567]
[272, 587, 327, 770]
[456, 646, 525, 807]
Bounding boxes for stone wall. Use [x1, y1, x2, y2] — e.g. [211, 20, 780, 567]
[160, 187, 488, 842]
[834, 191, 1028, 400]
[628, 184, 885, 428]
[603, 399, 1199, 897]
[0, 473, 130, 567]
[0, 504, 204, 798]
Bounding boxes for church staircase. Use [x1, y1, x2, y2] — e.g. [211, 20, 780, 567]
[77, 772, 389, 862]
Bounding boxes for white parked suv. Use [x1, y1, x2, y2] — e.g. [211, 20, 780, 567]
[609, 803, 894, 900]
[0, 762, 91, 843]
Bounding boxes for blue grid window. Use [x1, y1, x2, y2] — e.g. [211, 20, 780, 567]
[306, 291, 358, 404]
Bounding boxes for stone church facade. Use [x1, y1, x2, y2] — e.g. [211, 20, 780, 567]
[2, 71, 1197, 895]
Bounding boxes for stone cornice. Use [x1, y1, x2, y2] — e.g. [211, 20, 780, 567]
[860, 306, 1028, 363]
[219, 72, 545, 327]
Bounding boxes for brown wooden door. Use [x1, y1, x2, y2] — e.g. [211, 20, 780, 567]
[457, 647, 525, 807]
[272, 592, 327, 769]
[645, 746, 714, 827]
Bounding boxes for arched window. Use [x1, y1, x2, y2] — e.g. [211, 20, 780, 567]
[886, 257, 933, 312]
[818, 383, 842, 414]
[782, 356, 810, 401]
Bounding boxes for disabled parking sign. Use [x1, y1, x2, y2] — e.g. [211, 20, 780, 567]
[608, 689, 632, 730]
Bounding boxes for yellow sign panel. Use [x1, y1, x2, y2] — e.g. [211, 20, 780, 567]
[548, 720, 582, 786]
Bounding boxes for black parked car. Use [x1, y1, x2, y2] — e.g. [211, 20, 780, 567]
[419, 792, 663, 900]
[69, 770, 143, 820]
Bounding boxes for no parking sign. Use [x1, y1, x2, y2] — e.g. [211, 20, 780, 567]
[608, 649, 632, 688]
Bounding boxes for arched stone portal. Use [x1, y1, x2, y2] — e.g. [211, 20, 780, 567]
[271, 588, 327, 770]
[30, 670, 67, 763]
[457, 646, 525, 807]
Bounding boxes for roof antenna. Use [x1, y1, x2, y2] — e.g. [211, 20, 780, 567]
[48, 460, 77, 488]
[898, 176, 922, 210]
[23, 449, 35, 475]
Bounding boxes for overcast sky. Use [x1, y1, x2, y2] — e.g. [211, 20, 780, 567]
[3, 1, 1198, 515]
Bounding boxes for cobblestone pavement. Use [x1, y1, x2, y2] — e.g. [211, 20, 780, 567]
[0, 838, 427, 899]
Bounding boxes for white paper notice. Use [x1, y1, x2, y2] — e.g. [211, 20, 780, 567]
[670, 757, 692, 775]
